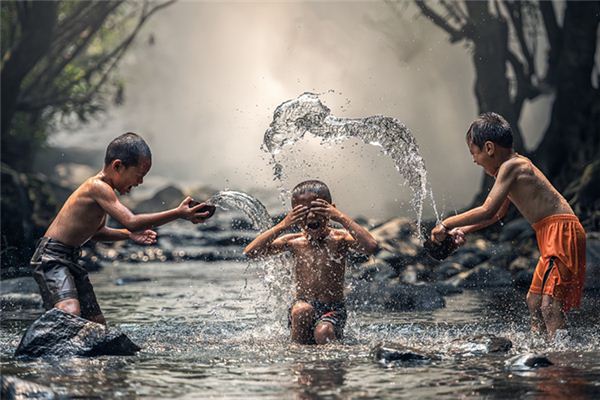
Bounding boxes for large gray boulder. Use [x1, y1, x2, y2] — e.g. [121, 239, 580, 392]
[348, 262, 445, 311]
[499, 218, 535, 242]
[15, 308, 140, 359]
[134, 185, 184, 213]
[370, 218, 421, 261]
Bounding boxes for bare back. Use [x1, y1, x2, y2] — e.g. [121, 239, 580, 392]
[505, 155, 574, 224]
[45, 174, 109, 247]
[285, 229, 351, 303]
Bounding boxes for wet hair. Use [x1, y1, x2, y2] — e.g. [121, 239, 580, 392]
[292, 180, 332, 204]
[104, 132, 152, 167]
[466, 112, 513, 149]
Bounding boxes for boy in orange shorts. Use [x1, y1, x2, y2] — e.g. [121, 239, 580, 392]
[431, 113, 586, 339]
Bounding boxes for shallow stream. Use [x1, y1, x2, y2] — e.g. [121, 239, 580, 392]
[2, 260, 600, 399]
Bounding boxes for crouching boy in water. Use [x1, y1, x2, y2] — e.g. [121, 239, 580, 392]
[244, 180, 378, 344]
[31, 132, 213, 325]
[431, 113, 586, 340]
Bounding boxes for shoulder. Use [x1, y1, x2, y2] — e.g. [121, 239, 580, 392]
[86, 176, 115, 198]
[498, 155, 528, 179]
[331, 228, 353, 241]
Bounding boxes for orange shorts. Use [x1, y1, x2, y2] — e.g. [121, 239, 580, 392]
[529, 214, 586, 312]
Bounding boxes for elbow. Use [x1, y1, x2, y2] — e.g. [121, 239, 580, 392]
[243, 246, 257, 259]
[122, 217, 143, 232]
[365, 239, 379, 255]
[479, 207, 496, 221]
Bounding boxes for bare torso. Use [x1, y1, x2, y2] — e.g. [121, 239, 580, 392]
[287, 229, 349, 303]
[506, 155, 574, 224]
[44, 175, 108, 247]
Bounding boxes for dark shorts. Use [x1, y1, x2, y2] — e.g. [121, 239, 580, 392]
[288, 299, 347, 340]
[30, 237, 102, 318]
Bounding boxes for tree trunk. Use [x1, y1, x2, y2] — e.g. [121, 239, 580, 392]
[464, 1, 525, 205]
[533, 2, 600, 191]
[1, 2, 58, 136]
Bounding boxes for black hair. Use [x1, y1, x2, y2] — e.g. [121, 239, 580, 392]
[104, 132, 152, 167]
[291, 180, 332, 204]
[466, 112, 513, 149]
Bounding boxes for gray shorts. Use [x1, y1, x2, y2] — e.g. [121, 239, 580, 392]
[30, 237, 102, 318]
[288, 298, 347, 341]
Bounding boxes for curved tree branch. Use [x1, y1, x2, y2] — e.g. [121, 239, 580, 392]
[415, 0, 468, 43]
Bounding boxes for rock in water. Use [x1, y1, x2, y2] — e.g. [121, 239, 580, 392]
[506, 353, 553, 370]
[450, 334, 513, 355]
[372, 344, 434, 366]
[423, 236, 458, 261]
[114, 276, 152, 286]
[14, 308, 140, 358]
[1, 375, 57, 400]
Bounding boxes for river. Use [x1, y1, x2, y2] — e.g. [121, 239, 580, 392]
[2, 258, 600, 399]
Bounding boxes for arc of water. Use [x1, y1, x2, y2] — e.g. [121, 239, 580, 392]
[206, 190, 273, 232]
[262, 92, 437, 236]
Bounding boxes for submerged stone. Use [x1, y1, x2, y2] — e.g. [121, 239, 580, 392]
[450, 334, 513, 355]
[506, 353, 553, 370]
[15, 308, 140, 359]
[114, 276, 152, 286]
[1, 375, 57, 400]
[372, 344, 434, 366]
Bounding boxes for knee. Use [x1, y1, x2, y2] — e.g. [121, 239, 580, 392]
[55, 299, 81, 316]
[291, 303, 314, 323]
[314, 322, 335, 345]
[88, 314, 107, 326]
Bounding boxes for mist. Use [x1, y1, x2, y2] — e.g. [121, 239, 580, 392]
[49, 1, 552, 220]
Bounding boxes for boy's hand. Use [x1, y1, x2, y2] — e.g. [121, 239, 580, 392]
[431, 223, 448, 244]
[280, 205, 309, 229]
[310, 199, 343, 221]
[177, 196, 211, 223]
[449, 228, 466, 247]
[131, 229, 157, 245]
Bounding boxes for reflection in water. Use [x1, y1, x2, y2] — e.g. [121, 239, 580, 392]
[292, 361, 347, 400]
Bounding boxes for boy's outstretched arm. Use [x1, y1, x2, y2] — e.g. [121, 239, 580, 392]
[311, 199, 379, 254]
[432, 161, 517, 243]
[92, 180, 210, 232]
[455, 198, 510, 235]
[243, 205, 308, 258]
[92, 226, 158, 245]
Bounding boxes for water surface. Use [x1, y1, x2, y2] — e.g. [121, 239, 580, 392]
[2, 261, 600, 399]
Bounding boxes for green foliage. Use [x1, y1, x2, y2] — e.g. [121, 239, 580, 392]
[1, 0, 173, 171]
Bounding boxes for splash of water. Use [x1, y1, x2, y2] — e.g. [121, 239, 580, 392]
[207, 190, 294, 330]
[206, 190, 272, 231]
[262, 92, 438, 235]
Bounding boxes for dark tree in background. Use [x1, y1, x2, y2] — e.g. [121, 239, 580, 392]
[1, 0, 173, 276]
[410, 0, 600, 228]
[1, 0, 174, 171]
